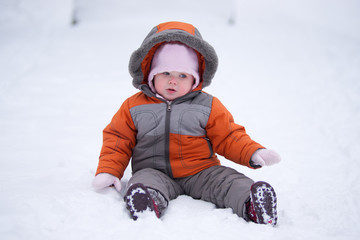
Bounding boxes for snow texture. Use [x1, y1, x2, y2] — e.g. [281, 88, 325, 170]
[1, 0, 360, 239]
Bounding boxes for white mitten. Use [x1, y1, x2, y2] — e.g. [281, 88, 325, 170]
[250, 149, 281, 168]
[92, 173, 121, 192]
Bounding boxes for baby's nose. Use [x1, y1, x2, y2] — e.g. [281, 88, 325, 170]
[168, 76, 177, 85]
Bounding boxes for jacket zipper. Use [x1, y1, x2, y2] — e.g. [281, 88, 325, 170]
[164, 102, 173, 178]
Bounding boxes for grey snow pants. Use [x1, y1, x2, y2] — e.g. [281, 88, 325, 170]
[127, 165, 254, 219]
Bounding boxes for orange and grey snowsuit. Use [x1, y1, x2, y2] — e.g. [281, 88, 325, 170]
[95, 22, 264, 218]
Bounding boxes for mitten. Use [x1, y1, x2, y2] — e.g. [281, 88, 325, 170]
[250, 149, 281, 168]
[92, 173, 121, 192]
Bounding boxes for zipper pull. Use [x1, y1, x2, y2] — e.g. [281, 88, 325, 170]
[167, 102, 172, 111]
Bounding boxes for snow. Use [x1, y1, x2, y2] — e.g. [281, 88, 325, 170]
[1, 0, 360, 239]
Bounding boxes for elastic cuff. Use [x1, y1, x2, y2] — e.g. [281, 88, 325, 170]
[249, 160, 262, 169]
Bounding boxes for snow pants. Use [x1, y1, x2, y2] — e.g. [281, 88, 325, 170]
[127, 165, 254, 218]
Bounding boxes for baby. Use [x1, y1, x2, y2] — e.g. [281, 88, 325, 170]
[93, 21, 281, 225]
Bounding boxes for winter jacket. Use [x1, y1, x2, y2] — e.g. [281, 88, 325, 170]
[95, 22, 264, 179]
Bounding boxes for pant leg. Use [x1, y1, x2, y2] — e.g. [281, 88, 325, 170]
[177, 165, 254, 218]
[127, 168, 184, 202]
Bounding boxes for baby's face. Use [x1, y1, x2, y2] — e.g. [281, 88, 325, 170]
[154, 71, 194, 101]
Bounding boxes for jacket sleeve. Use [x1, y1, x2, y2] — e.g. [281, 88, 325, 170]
[95, 98, 137, 179]
[206, 97, 264, 168]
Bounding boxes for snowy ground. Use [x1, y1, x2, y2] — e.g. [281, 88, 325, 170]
[1, 0, 360, 239]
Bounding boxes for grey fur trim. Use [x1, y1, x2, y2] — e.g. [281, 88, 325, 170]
[129, 25, 218, 89]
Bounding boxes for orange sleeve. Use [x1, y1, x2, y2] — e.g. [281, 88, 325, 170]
[95, 98, 137, 179]
[206, 97, 264, 168]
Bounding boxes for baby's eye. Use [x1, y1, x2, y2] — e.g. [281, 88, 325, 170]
[162, 72, 170, 76]
[179, 74, 187, 78]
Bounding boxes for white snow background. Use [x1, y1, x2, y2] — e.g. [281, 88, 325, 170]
[1, 0, 360, 239]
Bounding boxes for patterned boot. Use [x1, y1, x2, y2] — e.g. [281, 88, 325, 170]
[245, 181, 278, 226]
[124, 183, 160, 220]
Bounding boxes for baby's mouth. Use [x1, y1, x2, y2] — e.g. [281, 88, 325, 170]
[166, 88, 176, 93]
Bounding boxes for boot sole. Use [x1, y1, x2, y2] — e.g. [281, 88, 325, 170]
[124, 183, 159, 220]
[250, 181, 278, 226]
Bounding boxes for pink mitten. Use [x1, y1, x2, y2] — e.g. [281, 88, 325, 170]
[250, 149, 281, 168]
[92, 173, 121, 192]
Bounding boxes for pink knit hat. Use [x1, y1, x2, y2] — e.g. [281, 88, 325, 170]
[148, 42, 200, 93]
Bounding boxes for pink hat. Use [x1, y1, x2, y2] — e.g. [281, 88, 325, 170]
[148, 43, 200, 93]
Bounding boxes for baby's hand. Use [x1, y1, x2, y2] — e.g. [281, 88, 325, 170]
[92, 173, 122, 192]
[250, 149, 281, 168]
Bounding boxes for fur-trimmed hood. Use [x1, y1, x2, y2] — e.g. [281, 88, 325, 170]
[129, 21, 218, 90]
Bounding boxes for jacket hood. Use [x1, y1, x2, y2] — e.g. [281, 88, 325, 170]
[129, 21, 218, 90]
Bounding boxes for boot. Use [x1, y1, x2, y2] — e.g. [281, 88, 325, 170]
[246, 181, 278, 226]
[124, 183, 160, 220]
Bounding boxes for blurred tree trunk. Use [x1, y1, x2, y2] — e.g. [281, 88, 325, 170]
[71, 0, 78, 25]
